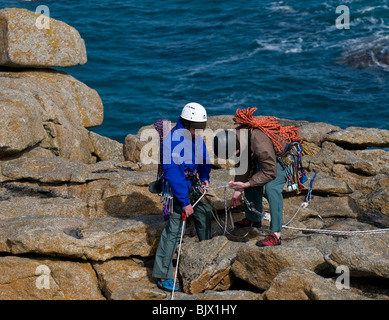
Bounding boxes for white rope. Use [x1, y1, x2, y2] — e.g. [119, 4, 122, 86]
[191, 188, 207, 208]
[209, 185, 245, 238]
[282, 225, 389, 235]
[171, 213, 186, 300]
[204, 185, 254, 239]
[208, 184, 230, 190]
[210, 183, 389, 237]
[223, 186, 228, 235]
[283, 201, 309, 226]
[281, 196, 389, 236]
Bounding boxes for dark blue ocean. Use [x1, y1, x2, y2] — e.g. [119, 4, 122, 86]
[2, 0, 389, 142]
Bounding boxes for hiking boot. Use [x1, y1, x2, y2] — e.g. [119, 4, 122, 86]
[157, 279, 180, 292]
[256, 232, 281, 247]
[234, 218, 262, 228]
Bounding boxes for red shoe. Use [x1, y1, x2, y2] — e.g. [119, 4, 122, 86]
[256, 232, 281, 247]
[234, 218, 262, 228]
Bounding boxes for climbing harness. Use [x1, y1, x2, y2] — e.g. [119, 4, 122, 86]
[160, 170, 202, 222]
[191, 184, 208, 208]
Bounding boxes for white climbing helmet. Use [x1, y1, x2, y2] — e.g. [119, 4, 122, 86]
[180, 102, 207, 126]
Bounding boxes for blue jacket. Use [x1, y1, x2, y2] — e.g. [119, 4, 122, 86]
[162, 118, 211, 207]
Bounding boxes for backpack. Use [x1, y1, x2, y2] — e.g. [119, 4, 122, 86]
[153, 118, 171, 179]
[148, 118, 171, 195]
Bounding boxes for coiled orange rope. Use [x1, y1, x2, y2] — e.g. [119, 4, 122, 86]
[233, 107, 301, 154]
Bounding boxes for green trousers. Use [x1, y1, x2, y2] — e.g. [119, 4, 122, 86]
[244, 162, 288, 232]
[152, 194, 212, 280]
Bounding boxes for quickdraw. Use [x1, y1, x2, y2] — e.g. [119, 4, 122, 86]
[160, 179, 173, 221]
[277, 142, 307, 194]
[242, 193, 270, 220]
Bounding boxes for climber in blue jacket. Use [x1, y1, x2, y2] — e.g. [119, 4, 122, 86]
[152, 102, 212, 292]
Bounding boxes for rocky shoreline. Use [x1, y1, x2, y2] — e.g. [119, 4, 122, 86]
[0, 8, 389, 300]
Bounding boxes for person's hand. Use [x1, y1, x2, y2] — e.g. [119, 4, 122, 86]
[229, 180, 250, 190]
[183, 204, 194, 218]
[199, 180, 209, 193]
[230, 190, 242, 209]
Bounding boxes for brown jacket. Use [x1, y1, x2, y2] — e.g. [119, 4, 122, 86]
[235, 128, 285, 186]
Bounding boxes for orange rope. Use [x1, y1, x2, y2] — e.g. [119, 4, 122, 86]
[233, 107, 300, 154]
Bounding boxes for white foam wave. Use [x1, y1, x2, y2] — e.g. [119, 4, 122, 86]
[358, 5, 389, 14]
[182, 46, 262, 78]
[369, 52, 389, 72]
[268, 1, 296, 13]
[255, 38, 303, 54]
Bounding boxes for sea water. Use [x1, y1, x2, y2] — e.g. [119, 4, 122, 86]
[2, 0, 389, 142]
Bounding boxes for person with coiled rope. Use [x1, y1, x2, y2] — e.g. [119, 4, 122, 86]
[213, 107, 299, 247]
[152, 102, 212, 292]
